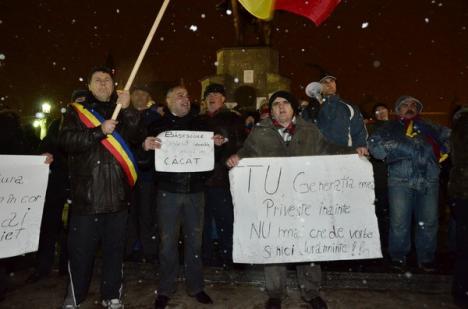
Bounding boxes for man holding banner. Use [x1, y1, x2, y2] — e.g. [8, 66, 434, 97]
[143, 85, 225, 308]
[227, 90, 357, 309]
[59, 66, 141, 309]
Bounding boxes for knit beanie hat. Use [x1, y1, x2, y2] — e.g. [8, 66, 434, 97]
[268, 90, 298, 112]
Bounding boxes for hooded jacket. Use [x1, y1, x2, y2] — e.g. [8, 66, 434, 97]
[317, 95, 368, 148]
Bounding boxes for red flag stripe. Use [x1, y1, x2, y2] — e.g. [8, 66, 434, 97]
[275, 0, 341, 26]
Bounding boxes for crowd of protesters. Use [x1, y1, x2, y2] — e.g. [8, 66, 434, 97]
[0, 65, 467, 309]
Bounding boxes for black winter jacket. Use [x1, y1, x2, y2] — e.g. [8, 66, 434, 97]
[448, 108, 468, 199]
[59, 92, 142, 215]
[196, 108, 245, 188]
[147, 110, 209, 193]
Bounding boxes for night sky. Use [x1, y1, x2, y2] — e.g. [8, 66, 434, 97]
[1, 0, 467, 123]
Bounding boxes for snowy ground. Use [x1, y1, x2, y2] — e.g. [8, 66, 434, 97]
[1, 262, 457, 309]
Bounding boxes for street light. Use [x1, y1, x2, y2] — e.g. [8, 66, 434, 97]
[37, 101, 52, 139]
[41, 102, 51, 114]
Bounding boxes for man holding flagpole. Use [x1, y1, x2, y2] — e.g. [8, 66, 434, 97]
[60, 66, 142, 309]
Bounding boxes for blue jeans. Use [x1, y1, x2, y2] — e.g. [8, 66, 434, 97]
[156, 190, 205, 296]
[388, 184, 439, 264]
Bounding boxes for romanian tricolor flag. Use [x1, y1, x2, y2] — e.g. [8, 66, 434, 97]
[71, 103, 138, 187]
[238, 0, 341, 26]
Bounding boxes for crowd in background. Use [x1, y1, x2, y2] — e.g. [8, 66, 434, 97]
[0, 66, 467, 309]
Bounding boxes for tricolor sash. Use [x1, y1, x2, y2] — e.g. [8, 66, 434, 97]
[402, 117, 448, 163]
[70, 102, 138, 187]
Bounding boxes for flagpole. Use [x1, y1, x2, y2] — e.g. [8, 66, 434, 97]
[111, 0, 171, 120]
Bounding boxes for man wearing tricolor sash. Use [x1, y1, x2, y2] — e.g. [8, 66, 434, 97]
[59, 66, 142, 309]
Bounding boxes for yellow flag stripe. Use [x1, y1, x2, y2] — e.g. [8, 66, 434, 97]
[238, 0, 275, 20]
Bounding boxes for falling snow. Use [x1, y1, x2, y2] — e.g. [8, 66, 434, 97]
[361, 22, 369, 29]
[0, 54, 5, 60]
[116, 9, 120, 14]
[78, 77, 84, 82]
[201, 13, 206, 18]
[373, 60, 381, 68]
[424, 18, 430, 23]
[226, 9, 232, 15]
[160, 37, 164, 41]
[189, 25, 198, 32]
[234, 77, 239, 83]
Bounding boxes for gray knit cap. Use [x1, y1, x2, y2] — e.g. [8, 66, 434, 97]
[394, 96, 423, 113]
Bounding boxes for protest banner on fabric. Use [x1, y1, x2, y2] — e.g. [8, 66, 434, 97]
[229, 154, 382, 264]
[155, 130, 214, 172]
[0, 155, 49, 259]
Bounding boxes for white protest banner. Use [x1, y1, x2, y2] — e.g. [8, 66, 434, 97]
[0, 155, 49, 259]
[230, 154, 382, 264]
[155, 130, 214, 172]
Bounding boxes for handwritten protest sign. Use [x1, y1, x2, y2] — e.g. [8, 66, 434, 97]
[0, 155, 49, 259]
[155, 130, 214, 172]
[230, 155, 382, 264]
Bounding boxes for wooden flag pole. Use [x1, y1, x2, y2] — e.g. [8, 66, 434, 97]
[111, 0, 171, 120]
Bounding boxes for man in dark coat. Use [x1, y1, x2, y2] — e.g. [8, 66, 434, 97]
[143, 86, 224, 309]
[448, 106, 468, 308]
[198, 83, 245, 268]
[315, 75, 368, 156]
[227, 90, 357, 309]
[59, 66, 141, 309]
[125, 85, 161, 263]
